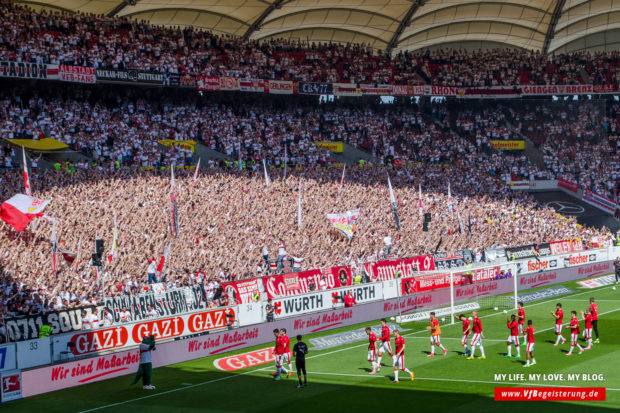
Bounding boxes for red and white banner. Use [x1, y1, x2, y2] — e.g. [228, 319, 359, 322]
[582, 189, 617, 214]
[557, 178, 580, 194]
[267, 80, 293, 94]
[333, 83, 360, 96]
[222, 278, 261, 304]
[364, 255, 435, 282]
[550, 239, 584, 255]
[0, 194, 50, 232]
[239, 78, 265, 93]
[360, 84, 392, 95]
[196, 75, 220, 91]
[51, 307, 236, 359]
[261, 266, 352, 299]
[401, 272, 458, 294]
[391, 84, 411, 96]
[219, 76, 240, 91]
[214, 347, 274, 371]
[58, 65, 95, 83]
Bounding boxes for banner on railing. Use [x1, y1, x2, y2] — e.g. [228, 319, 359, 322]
[557, 178, 580, 194]
[262, 266, 352, 299]
[364, 254, 435, 282]
[103, 285, 206, 322]
[505, 243, 551, 260]
[549, 239, 584, 256]
[296, 82, 333, 95]
[222, 278, 261, 304]
[219, 76, 240, 91]
[582, 189, 617, 214]
[58, 65, 95, 83]
[267, 80, 293, 94]
[0, 61, 51, 79]
[240, 78, 265, 92]
[4, 306, 98, 342]
[333, 83, 361, 96]
[272, 283, 383, 318]
[51, 306, 236, 359]
[95, 69, 164, 85]
[196, 75, 220, 91]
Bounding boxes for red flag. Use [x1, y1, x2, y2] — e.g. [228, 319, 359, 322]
[157, 242, 171, 278]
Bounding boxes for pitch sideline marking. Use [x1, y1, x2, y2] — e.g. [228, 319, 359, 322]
[305, 371, 620, 392]
[77, 286, 620, 412]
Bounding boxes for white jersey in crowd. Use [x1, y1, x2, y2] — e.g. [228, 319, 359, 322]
[81, 313, 99, 330]
[102, 312, 113, 326]
[146, 309, 158, 319]
[319, 278, 327, 290]
[120, 310, 132, 322]
[384, 236, 392, 247]
[278, 244, 286, 257]
[292, 257, 303, 268]
[147, 261, 157, 274]
[262, 246, 268, 256]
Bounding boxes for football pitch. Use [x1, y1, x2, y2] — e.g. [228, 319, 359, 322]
[6, 281, 620, 412]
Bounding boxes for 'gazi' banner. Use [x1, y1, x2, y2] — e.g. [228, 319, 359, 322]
[52, 307, 236, 359]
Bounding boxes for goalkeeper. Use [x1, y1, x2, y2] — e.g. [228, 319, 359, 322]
[131, 334, 156, 390]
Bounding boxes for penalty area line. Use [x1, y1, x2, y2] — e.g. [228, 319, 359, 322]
[306, 371, 620, 391]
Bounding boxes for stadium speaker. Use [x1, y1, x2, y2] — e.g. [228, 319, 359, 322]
[424, 213, 431, 223]
[95, 239, 104, 256]
[422, 222, 429, 232]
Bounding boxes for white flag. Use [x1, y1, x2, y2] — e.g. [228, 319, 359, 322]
[23, 146, 31, 196]
[284, 145, 287, 180]
[297, 176, 302, 229]
[263, 159, 271, 186]
[418, 183, 423, 216]
[108, 214, 117, 264]
[193, 158, 200, 183]
[157, 242, 172, 278]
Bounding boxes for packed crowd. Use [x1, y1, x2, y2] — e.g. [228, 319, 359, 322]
[509, 100, 620, 202]
[1, 3, 619, 86]
[0, 161, 611, 321]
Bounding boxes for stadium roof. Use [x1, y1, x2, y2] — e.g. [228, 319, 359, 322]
[17, 0, 620, 53]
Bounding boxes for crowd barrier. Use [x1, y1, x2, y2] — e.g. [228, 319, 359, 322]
[2, 245, 617, 401]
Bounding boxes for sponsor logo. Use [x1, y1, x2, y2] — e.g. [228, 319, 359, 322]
[511, 286, 574, 303]
[577, 275, 616, 289]
[213, 347, 274, 371]
[527, 260, 550, 272]
[396, 303, 480, 323]
[70, 327, 129, 355]
[187, 308, 233, 333]
[2, 374, 20, 393]
[308, 323, 404, 350]
[545, 201, 585, 215]
[131, 317, 185, 343]
[568, 254, 589, 266]
[298, 82, 333, 95]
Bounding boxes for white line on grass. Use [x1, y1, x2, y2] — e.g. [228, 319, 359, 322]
[305, 371, 620, 391]
[77, 285, 620, 412]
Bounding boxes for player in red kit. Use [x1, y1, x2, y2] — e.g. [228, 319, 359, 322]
[272, 329, 288, 380]
[589, 297, 599, 343]
[391, 330, 414, 383]
[516, 301, 526, 345]
[280, 328, 294, 376]
[376, 319, 393, 369]
[505, 314, 521, 358]
[454, 314, 471, 357]
[551, 303, 566, 346]
[580, 308, 593, 349]
[467, 310, 486, 359]
[366, 327, 379, 374]
[523, 320, 536, 367]
[566, 311, 584, 355]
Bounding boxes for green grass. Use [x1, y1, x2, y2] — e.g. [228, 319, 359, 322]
[5, 282, 620, 412]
